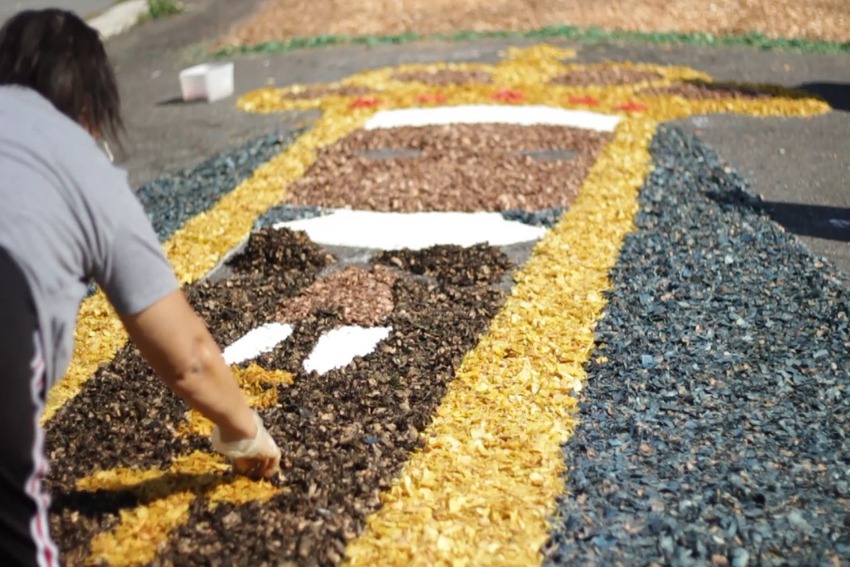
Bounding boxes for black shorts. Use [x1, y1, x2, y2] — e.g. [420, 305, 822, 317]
[0, 247, 59, 566]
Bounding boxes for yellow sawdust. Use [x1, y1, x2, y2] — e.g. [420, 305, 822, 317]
[176, 364, 294, 437]
[42, 293, 125, 424]
[87, 491, 195, 566]
[78, 452, 281, 566]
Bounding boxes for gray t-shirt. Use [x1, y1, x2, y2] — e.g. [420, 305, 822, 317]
[0, 86, 178, 387]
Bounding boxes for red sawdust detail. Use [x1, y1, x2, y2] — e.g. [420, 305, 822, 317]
[491, 88, 525, 103]
[276, 265, 398, 326]
[567, 96, 601, 106]
[415, 92, 448, 104]
[615, 101, 648, 112]
[349, 96, 382, 109]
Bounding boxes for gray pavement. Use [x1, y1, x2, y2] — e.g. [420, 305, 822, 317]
[0, 0, 114, 22]
[10, 0, 850, 276]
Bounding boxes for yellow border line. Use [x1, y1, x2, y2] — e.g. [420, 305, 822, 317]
[344, 116, 656, 566]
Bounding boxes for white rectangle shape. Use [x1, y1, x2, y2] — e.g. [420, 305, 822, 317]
[222, 322, 294, 365]
[364, 105, 620, 132]
[179, 62, 235, 102]
[272, 210, 547, 250]
[303, 326, 393, 375]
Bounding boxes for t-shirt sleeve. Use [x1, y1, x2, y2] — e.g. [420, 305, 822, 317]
[94, 187, 179, 316]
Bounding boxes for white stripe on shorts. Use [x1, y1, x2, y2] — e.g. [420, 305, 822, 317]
[25, 332, 59, 567]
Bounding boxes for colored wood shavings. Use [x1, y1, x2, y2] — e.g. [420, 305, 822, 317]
[220, 0, 850, 48]
[344, 114, 657, 567]
[284, 84, 372, 100]
[44, 44, 831, 565]
[177, 365, 294, 437]
[349, 96, 382, 109]
[568, 95, 600, 106]
[42, 293, 126, 423]
[616, 100, 649, 112]
[552, 65, 664, 86]
[492, 87, 525, 103]
[640, 80, 776, 100]
[393, 68, 493, 85]
[414, 92, 447, 104]
[276, 265, 398, 327]
[545, 125, 850, 563]
[284, 124, 611, 212]
[78, 451, 281, 566]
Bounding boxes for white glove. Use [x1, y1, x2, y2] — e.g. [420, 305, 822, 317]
[211, 411, 281, 480]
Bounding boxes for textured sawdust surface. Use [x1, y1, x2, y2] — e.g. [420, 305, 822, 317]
[222, 0, 850, 47]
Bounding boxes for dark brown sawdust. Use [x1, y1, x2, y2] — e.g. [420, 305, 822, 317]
[46, 227, 513, 566]
[227, 228, 335, 277]
[391, 69, 492, 85]
[551, 67, 664, 86]
[277, 265, 398, 326]
[639, 80, 775, 100]
[286, 124, 612, 212]
[376, 244, 513, 286]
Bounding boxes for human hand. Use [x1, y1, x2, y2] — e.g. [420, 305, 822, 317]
[210, 411, 282, 480]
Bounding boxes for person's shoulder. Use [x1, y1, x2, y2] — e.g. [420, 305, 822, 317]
[1, 85, 123, 179]
[0, 86, 134, 228]
[0, 85, 100, 151]
[0, 85, 60, 122]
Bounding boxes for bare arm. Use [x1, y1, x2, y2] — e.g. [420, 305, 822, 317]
[118, 289, 256, 443]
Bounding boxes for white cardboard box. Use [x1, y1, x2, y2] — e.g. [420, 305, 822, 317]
[179, 62, 234, 102]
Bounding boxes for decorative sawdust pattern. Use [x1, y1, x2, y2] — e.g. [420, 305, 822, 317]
[287, 124, 611, 212]
[42, 45, 833, 566]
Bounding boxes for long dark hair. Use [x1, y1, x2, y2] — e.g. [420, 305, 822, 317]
[0, 9, 124, 144]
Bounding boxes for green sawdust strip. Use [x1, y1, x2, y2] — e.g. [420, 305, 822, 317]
[344, 118, 657, 566]
[214, 25, 850, 59]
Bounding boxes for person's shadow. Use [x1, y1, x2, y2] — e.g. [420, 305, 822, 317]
[707, 189, 850, 243]
[796, 82, 850, 111]
[762, 201, 850, 242]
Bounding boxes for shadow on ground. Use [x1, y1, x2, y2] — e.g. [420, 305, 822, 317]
[706, 190, 850, 243]
[796, 82, 850, 111]
[156, 96, 207, 106]
[764, 201, 850, 242]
